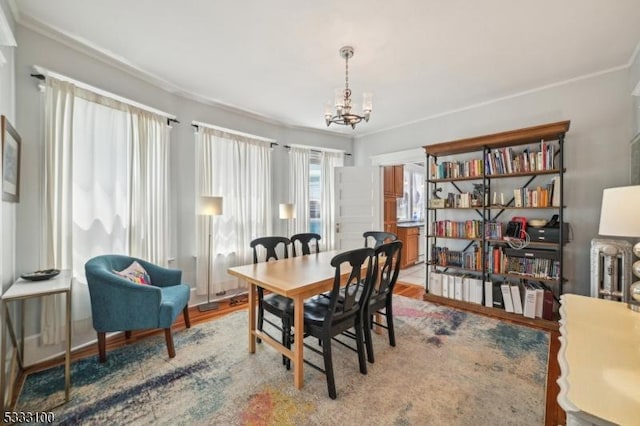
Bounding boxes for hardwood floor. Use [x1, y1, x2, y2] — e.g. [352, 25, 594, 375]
[13, 283, 564, 425]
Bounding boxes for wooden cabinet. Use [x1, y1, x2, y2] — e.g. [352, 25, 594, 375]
[383, 165, 404, 198]
[397, 226, 420, 268]
[383, 197, 397, 236]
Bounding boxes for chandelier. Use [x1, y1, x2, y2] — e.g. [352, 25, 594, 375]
[324, 46, 372, 129]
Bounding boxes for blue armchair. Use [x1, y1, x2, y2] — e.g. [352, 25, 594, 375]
[85, 255, 191, 362]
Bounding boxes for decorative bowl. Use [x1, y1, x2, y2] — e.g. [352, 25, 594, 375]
[527, 219, 548, 228]
[21, 269, 61, 281]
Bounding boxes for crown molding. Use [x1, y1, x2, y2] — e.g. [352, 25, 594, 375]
[356, 63, 630, 139]
[17, 14, 353, 139]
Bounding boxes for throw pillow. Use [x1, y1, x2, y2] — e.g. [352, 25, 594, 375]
[114, 261, 151, 285]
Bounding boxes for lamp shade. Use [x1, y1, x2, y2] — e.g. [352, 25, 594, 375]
[200, 196, 223, 216]
[279, 203, 296, 219]
[598, 186, 640, 237]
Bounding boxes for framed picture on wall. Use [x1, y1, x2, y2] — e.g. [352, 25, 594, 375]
[2, 115, 21, 202]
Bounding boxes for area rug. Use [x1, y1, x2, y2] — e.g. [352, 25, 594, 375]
[17, 296, 549, 425]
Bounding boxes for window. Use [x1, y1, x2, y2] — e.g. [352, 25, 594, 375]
[397, 164, 425, 222]
[309, 152, 322, 234]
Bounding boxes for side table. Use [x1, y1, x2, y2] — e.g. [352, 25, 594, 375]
[1, 270, 72, 413]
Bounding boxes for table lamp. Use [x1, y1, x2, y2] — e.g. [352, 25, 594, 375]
[199, 196, 223, 312]
[279, 202, 296, 235]
[598, 185, 640, 312]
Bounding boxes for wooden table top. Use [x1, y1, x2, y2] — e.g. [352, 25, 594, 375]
[227, 250, 345, 297]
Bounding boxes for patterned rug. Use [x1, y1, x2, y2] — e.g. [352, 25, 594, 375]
[18, 296, 549, 425]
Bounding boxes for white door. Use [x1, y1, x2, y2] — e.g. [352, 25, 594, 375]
[334, 166, 381, 250]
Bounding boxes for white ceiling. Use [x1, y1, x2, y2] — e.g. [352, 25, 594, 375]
[13, 0, 640, 136]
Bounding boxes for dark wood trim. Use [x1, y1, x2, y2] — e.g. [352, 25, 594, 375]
[424, 120, 570, 156]
[422, 292, 559, 332]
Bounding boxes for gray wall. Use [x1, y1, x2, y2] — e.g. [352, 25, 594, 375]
[0, 0, 16, 294]
[15, 24, 352, 294]
[354, 69, 634, 296]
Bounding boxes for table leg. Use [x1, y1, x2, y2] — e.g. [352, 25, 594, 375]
[65, 289, 71, 402]
[248, 284, 256, 353]
[293, 294, 304, 389]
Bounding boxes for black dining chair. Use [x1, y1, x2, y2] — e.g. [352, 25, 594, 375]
[290, 233, 321, 257]
[363, 231, 398, 249]
[363, 240, 403, 363]
[289, 247, 376, 399]
[249, 236, 293, 368]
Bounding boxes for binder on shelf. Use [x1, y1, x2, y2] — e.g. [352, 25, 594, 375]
[501, 284, 514, 313]
[429, 272, 443, 296]
[535, 287, 544, 318]
[541, 287, 554, 320]
[441, 274, 450, 298]
[454, 275, 464, 301]
[470, 277, 484, 304]
[484, 280, 493, 308]
[492, 282, 504, 309]
[510, 285, 523, 314]
[523, 285, 537, 319]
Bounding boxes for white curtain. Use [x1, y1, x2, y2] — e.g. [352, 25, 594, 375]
[196, 127, 272, 295]
[320, 150, 344, 251]
[42, 77, 171, 344]
[41, 79, 75, 344]
[129, 111, 171, 266]
[287, 146, 310, 235]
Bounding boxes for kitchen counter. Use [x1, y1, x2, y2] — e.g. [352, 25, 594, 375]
[396, 222, 424, 228]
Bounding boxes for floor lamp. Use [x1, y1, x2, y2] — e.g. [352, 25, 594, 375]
[596, 185, 640, 312]
[279, 203, 296, 235]
[199, 196, 223, 312]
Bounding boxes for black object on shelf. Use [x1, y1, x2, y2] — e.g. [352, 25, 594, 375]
[21, 269, 61, 281]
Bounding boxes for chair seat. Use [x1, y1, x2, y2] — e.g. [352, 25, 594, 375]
[263, 294, 294, 314]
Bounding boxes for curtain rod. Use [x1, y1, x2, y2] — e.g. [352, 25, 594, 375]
[30, 66, 178, 124]
[191, 121, 277, 144]
[283, 144, 352, 157]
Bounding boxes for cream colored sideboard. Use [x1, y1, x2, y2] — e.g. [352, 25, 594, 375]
[557, 294, 640, 425]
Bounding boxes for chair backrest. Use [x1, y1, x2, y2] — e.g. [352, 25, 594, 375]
[370, 241, 403, 307]
[250, 236, 290, 264]
[290, 233, 321, 256]
[363, 231, 398, 248]
[326, 247, 376, 323]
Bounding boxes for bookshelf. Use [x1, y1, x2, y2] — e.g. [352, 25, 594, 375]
[424, 121, 570, 326]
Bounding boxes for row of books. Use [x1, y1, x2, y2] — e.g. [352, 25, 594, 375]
[443, 192, 482, 208]
[430, 220, 506, 240]
[428, 271, 554, 320]
[431, 246, 482, 271]
[513, 177, 560, 208]
[432, 246, 559, 280]
[430, 159, 484, 179]
[485, 141, 555, 175]
[430, 220, 484, 239]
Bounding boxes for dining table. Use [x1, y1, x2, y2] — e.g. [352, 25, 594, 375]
[227, 249, 354, 389]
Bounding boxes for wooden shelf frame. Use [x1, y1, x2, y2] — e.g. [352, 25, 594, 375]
[424, 120, 570, 325]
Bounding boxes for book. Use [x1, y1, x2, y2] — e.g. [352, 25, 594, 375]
[523, 284, 537, 319]
[462, 276, 471, 302]
[429, 272, 443, 296]
[442, 274, 450, 298]
[492, 282, 504, 309]
[535, 287, 544, 318]
[484, 280, 493, 308]
[542, 288, 554, 320]
[470, 278, 484, 304]
[454, 275, 464, 301]
[510, 284, 523, 314]
[501, 284, 514, 313]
